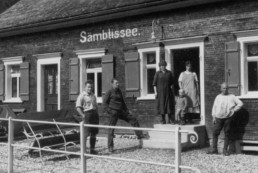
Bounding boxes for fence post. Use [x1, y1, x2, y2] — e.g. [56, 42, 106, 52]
[80, 120, 86, 173]
[8, 117, 14, 173]
[175, 126, 181, 173]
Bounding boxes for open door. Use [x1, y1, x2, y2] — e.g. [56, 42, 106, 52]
[171, 47, 200, 121]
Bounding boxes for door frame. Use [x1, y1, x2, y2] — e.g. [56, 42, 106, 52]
[36, 53, 61, 112]
[165, 41, 205, 125]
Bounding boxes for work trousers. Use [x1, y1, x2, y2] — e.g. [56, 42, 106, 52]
[84, 110, 99, 149]
[212, 117, 232, 151]
[107, 109, 142, 148]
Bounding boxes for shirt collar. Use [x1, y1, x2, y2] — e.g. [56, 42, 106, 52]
[82, 91, 92, 96]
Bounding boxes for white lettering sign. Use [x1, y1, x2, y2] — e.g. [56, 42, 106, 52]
[80, 28, 140, 43]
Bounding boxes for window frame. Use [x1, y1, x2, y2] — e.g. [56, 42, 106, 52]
[2, 56, 23, 103]
[238, 36, 258, 98]
[137, 47, 160, 100]
[75, 49, 105, 103]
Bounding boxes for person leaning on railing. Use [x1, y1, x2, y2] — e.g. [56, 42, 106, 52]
[103, 78, 144, 153]
[76, 80, 99, 155]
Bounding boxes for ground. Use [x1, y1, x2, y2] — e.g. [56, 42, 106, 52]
[0, 137, 258, 173]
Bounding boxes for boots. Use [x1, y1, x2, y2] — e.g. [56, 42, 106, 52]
[223, 138, 230, 156]
[207, 138, 218, 154]
[160, 114, 166, 124]
[90, 137, 97, 155]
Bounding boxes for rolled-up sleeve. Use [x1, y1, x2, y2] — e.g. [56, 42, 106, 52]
[76, 94, 83, 108]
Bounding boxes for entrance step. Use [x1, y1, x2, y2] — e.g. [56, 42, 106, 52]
[142, 124, 206, 150]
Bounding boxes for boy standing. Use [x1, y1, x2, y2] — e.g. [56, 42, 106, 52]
[207, 82, 243, 156]
[76, 80, 99, 155]
[175, 89, 188, 125]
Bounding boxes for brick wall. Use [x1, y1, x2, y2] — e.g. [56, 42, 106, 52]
[1, 0, 258, 137]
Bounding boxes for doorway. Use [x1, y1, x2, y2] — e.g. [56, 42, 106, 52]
[36, 54, 61, 112]
[171, 48, 200, 94]
[171, 47, 201, 121]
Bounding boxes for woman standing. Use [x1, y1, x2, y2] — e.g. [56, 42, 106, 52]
[178, 61, 200, 123]
[153, 60, 175, 124]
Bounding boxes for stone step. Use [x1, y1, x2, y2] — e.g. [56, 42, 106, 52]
[142, 124, 206, 150]
[153, 124, 177, 129]
[148, 131, 188, 143]
[142, 139, 187, 149]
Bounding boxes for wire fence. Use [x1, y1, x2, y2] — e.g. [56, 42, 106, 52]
[0, 117, 201, 173]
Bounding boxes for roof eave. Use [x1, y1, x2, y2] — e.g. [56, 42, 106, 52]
[0, 0, 227, 38]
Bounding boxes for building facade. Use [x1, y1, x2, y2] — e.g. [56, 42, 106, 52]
[0, 0, 257, 141]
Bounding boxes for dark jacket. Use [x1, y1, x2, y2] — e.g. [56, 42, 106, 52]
[103, 87, 128, 113]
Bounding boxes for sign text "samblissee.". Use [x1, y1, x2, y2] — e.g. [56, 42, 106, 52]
[80, 28, 140, 43]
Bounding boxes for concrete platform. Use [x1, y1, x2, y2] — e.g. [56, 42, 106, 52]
[142, 124, 207, 150]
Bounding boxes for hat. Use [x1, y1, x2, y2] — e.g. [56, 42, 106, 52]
[159, 60, 167, 67]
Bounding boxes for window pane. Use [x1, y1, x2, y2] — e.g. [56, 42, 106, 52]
[248, 61, 258, 91]
[247, 43, 258, 57]
[147, 68, 156, 94]
[11, 65, 20, 74]
[87, 73, 95, 94]
[146, 53, 156, 64]
[48, 72, 54, 94]
[97, 73, 102, 97]
[87, 73, 94, 83]
[86, 59, 101, 69]
[12, 77, 17, 97]
[55, 73, 58, 94]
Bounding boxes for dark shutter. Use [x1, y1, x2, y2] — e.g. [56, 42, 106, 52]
[225, 41, 241, 96]
[102, 55, 114, 95]
[20, 62, 30, 101]
[0, 64, 4, 101]
[69, 58, 80, 101]
[124, 52, 140, 97]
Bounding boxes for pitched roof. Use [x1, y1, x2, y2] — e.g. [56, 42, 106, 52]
[0, 0, 227, 37]
[0, 0, 19, 14]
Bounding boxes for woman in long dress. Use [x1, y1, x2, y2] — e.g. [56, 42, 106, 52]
[178, 61, 200, 123]
[153, 60, 174, 124]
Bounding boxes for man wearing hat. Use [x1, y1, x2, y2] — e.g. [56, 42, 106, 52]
[153, 60, 175, 124]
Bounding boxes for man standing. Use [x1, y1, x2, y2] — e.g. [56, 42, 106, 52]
[76, 80, 99, 155]
[207, 82, 243, 156]
[103, 78, 144, 153]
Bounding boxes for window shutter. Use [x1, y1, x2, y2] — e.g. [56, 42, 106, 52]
[124, 52, 140, 97]
[225, 41, 241, 96]
[0, 64, 5, 101]
[69, 58, 80, 101]
[102, 55, 114, 95]
[20, 62, 30, 101]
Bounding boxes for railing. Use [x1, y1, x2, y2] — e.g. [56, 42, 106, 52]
[0, 117, 201, 173]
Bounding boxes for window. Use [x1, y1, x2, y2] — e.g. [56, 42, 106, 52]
[246, 43, 258, 91]
[2, 56, 23, 103]
[11, 65, 20, 98]
[86, 58, 102, 98]
[138, 47, 160, 99]
[75, 49, 105, 103]
[238, 35, 258, 97]
[145, 53, 156, 94]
